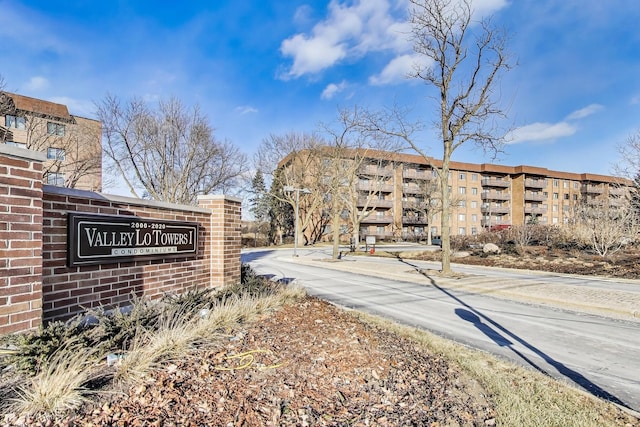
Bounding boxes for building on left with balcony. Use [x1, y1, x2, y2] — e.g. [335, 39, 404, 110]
[0, 92, 102, 191]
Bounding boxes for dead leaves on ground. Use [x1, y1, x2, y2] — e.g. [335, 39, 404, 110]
[67, 298, 495, 426]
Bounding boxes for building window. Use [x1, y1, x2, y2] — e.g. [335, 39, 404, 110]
[553, 192, 559, 199]
[431, 226, 437, 235]
[458, 227, 466, 235]
[553, 205, 558, 212]
[573, 182, 579, 189]
[471, 187, 478, 195]
[471, 201, 477, 208]
[552, 217, 558, 224]
[471, 214, 477, 222]
[471, 227, 478, 235]
[471, 174, 478, 181]
[5, 115, 26, 130]
[573, 194, 578, 200]
[459, 200, 466, 208]
[376, 226, 385, 234]
[563, 181, 569, 188]
[553, 179, 559, 187]
[458, 213, 466, 221]
[46, 172, 65, 186]
[47, 122, 66, 136]
[563, 193, 569, 200]
[459, 173, 465, 180]
[47, 147, 66, 160]
[459, 186, 466, 194]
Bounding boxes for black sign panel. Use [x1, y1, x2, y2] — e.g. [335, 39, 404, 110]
[68, 213, 199, 266]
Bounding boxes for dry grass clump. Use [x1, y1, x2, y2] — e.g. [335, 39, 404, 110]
[7, 341, 103, 420]
[0, 266, 305, 422]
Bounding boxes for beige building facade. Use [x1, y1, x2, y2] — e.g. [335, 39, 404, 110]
[356, 152, 627, 240]
[279, 148, 628, 242]
[0, 92, 102, 191]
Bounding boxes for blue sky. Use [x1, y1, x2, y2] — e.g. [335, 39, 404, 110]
[2, 0, 640, 187]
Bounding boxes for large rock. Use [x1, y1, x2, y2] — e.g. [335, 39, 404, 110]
[452, 251, 471, 258]
[483, 243, 501, 254]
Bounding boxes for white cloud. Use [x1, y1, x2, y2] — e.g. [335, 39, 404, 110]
[565, 104, 603, 120]
[280, 0, 409, 79]
[235, 105, 259, 115]
[506, 122, 577, 144]
[321, 81, 348, 99]
[281, 34, 348, 78]
[369, 53, 433, 85]
[470, 0, 510, 18]
[49, 96, 95, 117]
[24, 76, 50, 91]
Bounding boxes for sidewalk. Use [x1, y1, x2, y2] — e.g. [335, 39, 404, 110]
[288, 252, 640, 322]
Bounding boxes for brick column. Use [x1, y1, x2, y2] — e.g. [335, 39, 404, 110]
[0, 145, 46, 334]
[197, 195, 242, 287]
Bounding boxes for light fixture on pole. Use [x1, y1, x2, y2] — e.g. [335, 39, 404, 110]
[283, 185, 311, 257]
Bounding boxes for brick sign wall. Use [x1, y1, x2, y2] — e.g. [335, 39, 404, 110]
[0, 145, 242, 333]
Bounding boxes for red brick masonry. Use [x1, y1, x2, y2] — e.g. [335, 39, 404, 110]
[0, 145, 241, 334]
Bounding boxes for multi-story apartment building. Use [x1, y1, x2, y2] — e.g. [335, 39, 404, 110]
[0, 92, 102, 191]
[278, 148, 629, 242]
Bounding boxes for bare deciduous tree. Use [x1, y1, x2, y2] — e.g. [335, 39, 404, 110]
[615, 129, 640, 179]
[573, 198, 637, 258]
[257, 132, 330, 246]
[352, 0, 512, 274]
[319, 107, 402, 257]
[97, 95, 246, 205]
[1, 83, 102, 190]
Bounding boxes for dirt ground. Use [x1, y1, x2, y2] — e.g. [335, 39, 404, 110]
[37, 298, 495, 426]
[409, 245, 640, 280]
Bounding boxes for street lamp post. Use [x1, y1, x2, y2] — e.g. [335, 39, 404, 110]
[284, 185, 311, 257]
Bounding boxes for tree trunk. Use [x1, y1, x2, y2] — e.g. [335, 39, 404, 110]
[440, 150, 452, 274]
[352, 225, 360, 252]
[332, 198, 341, 259]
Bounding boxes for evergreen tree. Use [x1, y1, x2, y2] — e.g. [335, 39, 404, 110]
[250, 170, 269, 223]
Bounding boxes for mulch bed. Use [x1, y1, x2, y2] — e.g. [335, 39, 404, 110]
[60, 298, 495, 426]
[411, 247, 640, 280]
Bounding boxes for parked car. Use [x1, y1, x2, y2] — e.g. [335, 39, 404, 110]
[431, 236, 442, 246]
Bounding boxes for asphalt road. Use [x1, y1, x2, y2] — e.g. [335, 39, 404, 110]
[243, 247, 640, 413]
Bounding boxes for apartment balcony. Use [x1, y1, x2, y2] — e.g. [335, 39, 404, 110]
[481, 219, 511, 227]
[481, 205, 510, 214]
[481, 178, 510, 188]
[402, 216, 429, 225]
[481, 191, 510, 201]
[357, 181, 394, 193]
[524, 178, 546, 189]
[402, 200, 425, 209]
[609, 186, 627, 196]
[581, 184, 604, 194]
[524, 192, 546, 202]
[402, 169, 432, 180]
[357, 198, 394, 208]
[524, 207, 548, 215]
[361, 215, 393, 224]
[609, 197, 627, 207]
[359, 165, 394, 176]
[402, 184, 424, 194]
